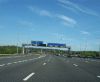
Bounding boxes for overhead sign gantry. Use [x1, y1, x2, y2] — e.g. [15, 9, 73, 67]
[22, 41, 71, 55]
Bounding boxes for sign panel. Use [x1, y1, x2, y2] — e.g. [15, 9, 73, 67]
[31, 41, 43, 46]
[47, 43, 66, 48]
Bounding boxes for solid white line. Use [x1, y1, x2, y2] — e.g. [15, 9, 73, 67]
[43, 63, 46, 65]
[0, 64, 5, 67]
[23, 72, 35, 81]
[97, 76, 100, 78]
[73, 64, 78, 67]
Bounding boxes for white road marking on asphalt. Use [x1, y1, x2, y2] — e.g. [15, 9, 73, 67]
[97, 76, 100, 78]
[0, 57, 41, 67]
[38, 56, 41, 58]
[13, 62, 18, 64]
[73, 64, 78, 67]
[43, 63, 46, 65]
[18, 61, 23, 63]
[0, 64, 5, 67]
[38, 55, 46, 59]
[23, 72, 35, 81]
[7, 63, 12, 65]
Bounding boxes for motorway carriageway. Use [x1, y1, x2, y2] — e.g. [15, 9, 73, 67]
[0, 54, 100, 82]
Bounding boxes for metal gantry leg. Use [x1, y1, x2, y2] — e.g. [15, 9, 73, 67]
[22, 47, 25, 55]
[68, 47, 71, 57]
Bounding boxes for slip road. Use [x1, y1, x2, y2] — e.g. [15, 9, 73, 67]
[0, 54, 100, 82]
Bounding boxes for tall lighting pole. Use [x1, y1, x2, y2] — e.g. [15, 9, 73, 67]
[99, 44, 100, 57]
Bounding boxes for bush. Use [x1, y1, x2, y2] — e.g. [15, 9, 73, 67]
[0, 46, 22, 54]
[80, 51, 99, 58]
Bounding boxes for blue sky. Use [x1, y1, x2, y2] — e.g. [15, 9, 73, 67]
[0, 0, 100, 51]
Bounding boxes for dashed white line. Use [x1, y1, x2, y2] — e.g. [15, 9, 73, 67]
[38, 57, 41, 58]
[0, 57, 40, 67]
[18, 61, 23, 63]
[97, 76, 100, 78]
[13, 62, 18, 64]
[38, 55, 46, 59]
[43, 63, 46, 65]
[0, 64, 5, 67]
[23, 72, 35, 81]
[73, 64, 78, 67]
[7, 63, 12, 65]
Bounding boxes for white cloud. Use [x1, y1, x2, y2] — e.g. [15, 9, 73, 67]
[80, 31, 90, 35]
[58, 3, 78, 14]
[28, 6, 52, 17]
[39, 10, 52, 17]
[28, 6, 77, 27]
[57, 15, 77, 27]
[58, 0, 99, 17]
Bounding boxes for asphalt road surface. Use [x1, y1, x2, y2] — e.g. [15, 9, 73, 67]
[0, 54, 100, 82]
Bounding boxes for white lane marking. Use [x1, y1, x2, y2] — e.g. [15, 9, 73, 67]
[97, 76, 100, 78]
[38, 56, 41, 58]
[18, 61, 23, 63]
[23, 72, 35, 81]
[0, 57, 40, 67]
[73, 64, 78, 67]
[13, 62, 18, 64]
[22, 60, 28, 62]
[0, 64, 5, 67]
[38, 55, 46, 59]
[7, 63, 12, 65]
[43, 63, 46, 65]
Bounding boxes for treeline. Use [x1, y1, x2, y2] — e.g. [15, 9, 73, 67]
[72, 51, 100, 58]
[0, 46, 22, 54]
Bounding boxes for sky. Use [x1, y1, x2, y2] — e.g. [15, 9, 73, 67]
[0, 0, 100, 51]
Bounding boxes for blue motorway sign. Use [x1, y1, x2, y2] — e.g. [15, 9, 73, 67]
[47, 43, 66, 48]
[31, 41, 43, 46]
